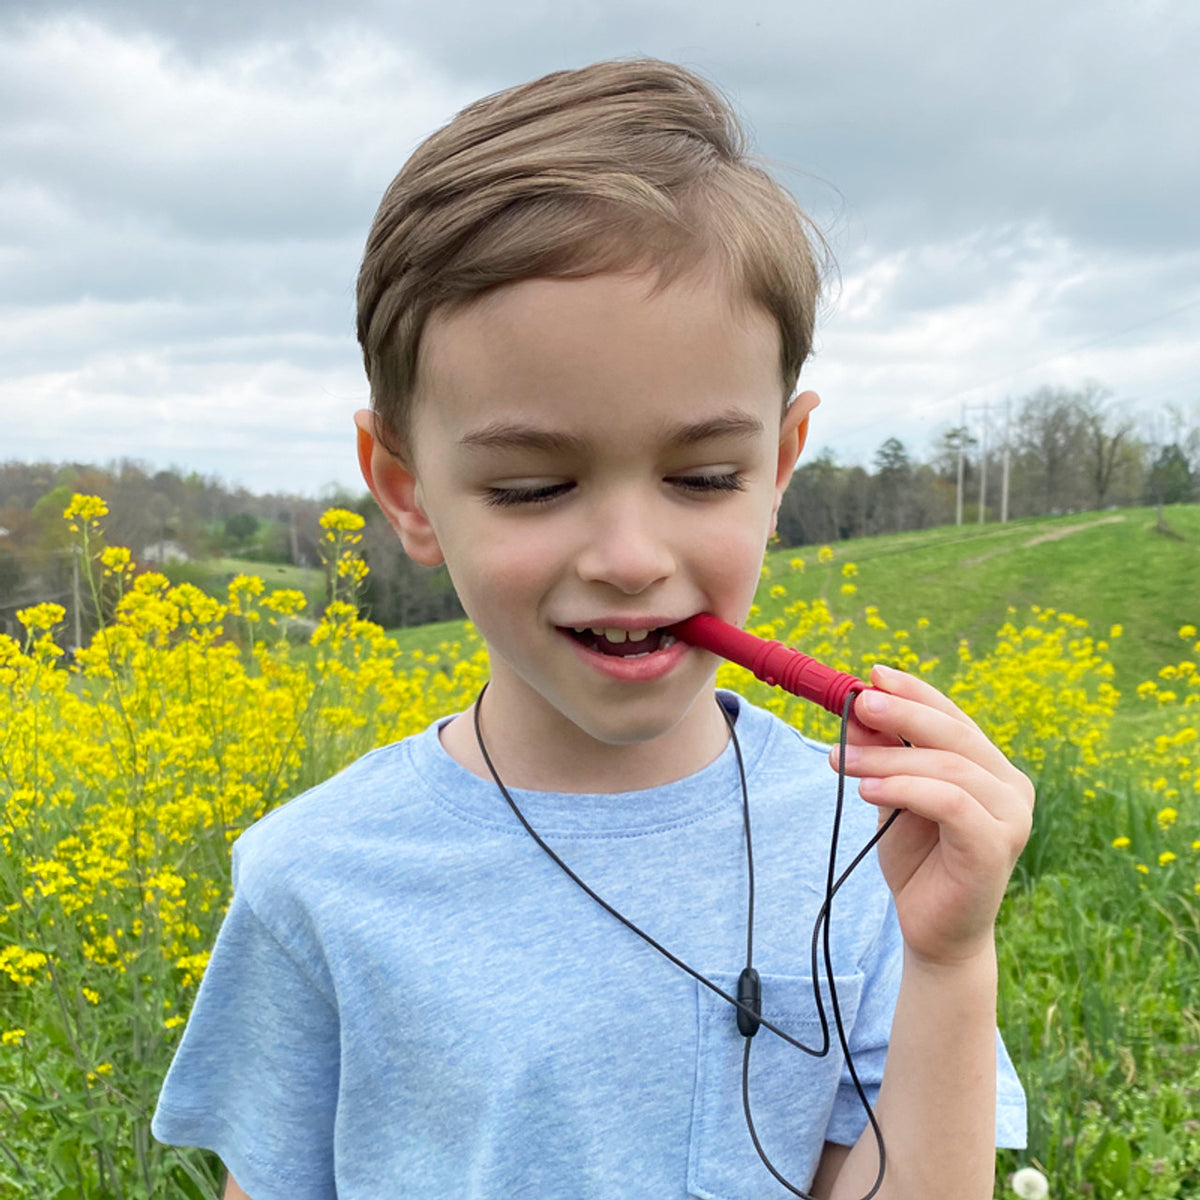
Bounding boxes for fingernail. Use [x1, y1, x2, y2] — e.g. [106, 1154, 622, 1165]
[860, 690, 886, 714]
[830, 744, 856, 767]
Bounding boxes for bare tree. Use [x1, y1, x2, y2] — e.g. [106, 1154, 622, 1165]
[1074, 384, 1137, 508]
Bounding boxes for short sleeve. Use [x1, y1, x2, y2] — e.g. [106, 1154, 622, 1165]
[823, 899, 1027, 1150]
[151, 889, 341, 1200]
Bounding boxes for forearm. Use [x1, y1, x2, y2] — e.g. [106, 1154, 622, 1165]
[827, 942, 999, 1200]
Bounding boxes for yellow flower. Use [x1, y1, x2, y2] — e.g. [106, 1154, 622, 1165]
[1109, 624, 1123, 638]
[86, 1062, 114, 1085]
[841, 583, 857, 596]
[1159, 851, 1176, 866]
[337, 555, 370, 583]
[1111, 836, 1131, 849]
[1181, 624, 1198, 639]
[100, 546, 132, 574]
[841, 562, 858, 578]
[789, 557, 805, 572]
[1136, 864, 1149, 875]
[817, 545, 834, 563]
[319, 508, 365, 533]
[62, 493, 109, 523]
[1, 1029, 25, 1046]
[16, 603, 66, 634]
[262, 589, 307, 617]
[82, 987, 100, 1005]
[1157, 807, 1178, 829]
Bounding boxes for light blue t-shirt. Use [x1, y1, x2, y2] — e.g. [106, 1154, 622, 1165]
[152, 693, 1026, 1198]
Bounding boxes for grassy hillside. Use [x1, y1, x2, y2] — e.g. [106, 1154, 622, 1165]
[764, 503, 1200, 693]
[163, 556, 326, 610]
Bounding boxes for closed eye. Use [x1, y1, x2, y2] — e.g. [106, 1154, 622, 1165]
[483, 482, 575, 508]
[668, 472, 747, 495]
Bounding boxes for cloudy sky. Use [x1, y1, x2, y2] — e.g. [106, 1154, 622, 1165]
[2, 0, 1198, 495]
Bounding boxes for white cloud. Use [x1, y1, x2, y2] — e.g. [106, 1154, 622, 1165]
[806, 228, 1200, 462]
[1, 2, 1198, 492]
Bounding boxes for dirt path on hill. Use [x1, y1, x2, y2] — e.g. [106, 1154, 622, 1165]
[964, 514, 1126, 567]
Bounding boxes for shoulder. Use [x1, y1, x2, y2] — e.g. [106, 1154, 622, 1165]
[230, 720, 447, 909]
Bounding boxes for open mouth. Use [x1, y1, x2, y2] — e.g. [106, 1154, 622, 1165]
[563, 626, 678, 659]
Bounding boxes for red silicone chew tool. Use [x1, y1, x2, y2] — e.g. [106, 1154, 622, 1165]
[667, 613, 869, 717]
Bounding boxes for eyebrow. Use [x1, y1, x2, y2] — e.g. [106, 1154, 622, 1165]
[458, 411, 765, 453]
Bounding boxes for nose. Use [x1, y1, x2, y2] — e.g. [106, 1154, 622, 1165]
[574, 491, 676, 595]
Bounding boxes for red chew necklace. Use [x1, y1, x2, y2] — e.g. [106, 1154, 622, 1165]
[666, 614, 870, 716]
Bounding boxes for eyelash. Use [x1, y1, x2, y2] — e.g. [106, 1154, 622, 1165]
[483, 473, 747, 508]
[484, 483, 573, 508]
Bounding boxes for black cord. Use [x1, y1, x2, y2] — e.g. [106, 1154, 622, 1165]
[738, 690, 892, 1200]
[472, 684, 896, 1199]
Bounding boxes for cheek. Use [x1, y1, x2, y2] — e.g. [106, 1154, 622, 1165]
[695, 513, 772, 607]
[441, 526, 559, 607]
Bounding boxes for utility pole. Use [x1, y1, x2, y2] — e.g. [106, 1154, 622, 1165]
[955, 403, 965, 526]
[1000, 397, 1011, 523]
[978, 398, 989, 524]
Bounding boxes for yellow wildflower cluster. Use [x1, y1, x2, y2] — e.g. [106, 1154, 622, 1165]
[0, 497, 492, 1108]
[948, 606, 1120, 769]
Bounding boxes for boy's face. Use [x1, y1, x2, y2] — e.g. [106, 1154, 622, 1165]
[358, 264, 815, 784]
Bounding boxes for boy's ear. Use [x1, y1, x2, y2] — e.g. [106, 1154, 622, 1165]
[354, 409, 445, 567]
[770, 390, 819, 533]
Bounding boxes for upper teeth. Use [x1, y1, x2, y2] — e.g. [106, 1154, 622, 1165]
[572, 626, 654, 643]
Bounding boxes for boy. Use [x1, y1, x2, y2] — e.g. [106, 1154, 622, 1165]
[152, 59, 1030, 1199]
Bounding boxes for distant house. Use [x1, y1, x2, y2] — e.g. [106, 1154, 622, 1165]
[142, 540, 190, 565]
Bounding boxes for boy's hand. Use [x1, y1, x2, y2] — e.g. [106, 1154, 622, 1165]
[828, 663, 1034, 967]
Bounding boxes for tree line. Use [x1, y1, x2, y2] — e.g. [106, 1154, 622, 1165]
[775, 384, 1198, 545]
[2, 383, 1197, 636]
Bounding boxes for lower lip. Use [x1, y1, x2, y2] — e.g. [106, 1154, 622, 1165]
[560, 631, 691, 682]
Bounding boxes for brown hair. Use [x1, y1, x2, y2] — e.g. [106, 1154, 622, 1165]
[356, 58, 826, 455]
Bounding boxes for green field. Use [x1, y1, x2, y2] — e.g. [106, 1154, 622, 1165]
[164, 556, 325, 608]
[771, 505, 1199, 688]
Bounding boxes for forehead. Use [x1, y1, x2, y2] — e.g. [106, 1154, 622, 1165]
[412, 267, 783, 451]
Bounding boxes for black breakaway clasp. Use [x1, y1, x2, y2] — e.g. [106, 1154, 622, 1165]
[737, 966, 762, 1037]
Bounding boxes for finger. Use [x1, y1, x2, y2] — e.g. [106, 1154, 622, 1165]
[852, 674, 1025, 785]
[842, 716, 900, 749]
[829, 742, 1034, 820]
[865, 663, 978, 726]
[857, 774, 1032, 866]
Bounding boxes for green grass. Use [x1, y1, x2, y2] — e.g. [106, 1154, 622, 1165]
[770, 505, 1199, 688]
[162, 557, 325, 607]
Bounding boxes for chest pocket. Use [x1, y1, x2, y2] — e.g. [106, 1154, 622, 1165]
[687, 970, 865, 1200]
